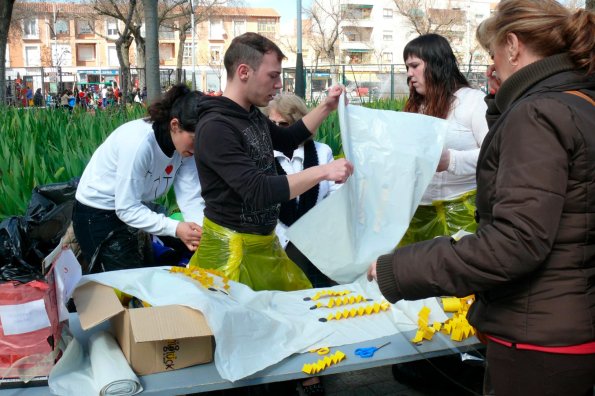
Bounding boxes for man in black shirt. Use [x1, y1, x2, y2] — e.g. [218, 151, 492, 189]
[190, 32, 352, 291]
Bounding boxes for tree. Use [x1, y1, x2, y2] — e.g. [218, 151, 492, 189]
[392, 0, 465, 43]
[143, 0, 159, 103]
[305, 0, 342, 66]
[0, 0, 16, 104]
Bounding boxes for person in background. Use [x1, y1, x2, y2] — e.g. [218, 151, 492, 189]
[60, 89, 73, 111]
[101, 84, 108, 109]
[263, 93, 338, 289]
[399, 33, 489, 246]
[73, 84, 206, 273]
[389, 33, 490, 392]
[369, 1, 595, 395]
[33, 88, 43, 107]
[190, 32, 353, 294]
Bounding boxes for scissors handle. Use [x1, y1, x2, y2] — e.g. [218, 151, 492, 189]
[354, 341, 391, 358]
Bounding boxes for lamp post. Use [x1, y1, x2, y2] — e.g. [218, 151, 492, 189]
[190, 0, 196, 90]
[295, 0, 305, 98]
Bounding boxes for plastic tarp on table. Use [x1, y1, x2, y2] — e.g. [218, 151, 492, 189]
[287, 97, 454, 284]
[49, 268, 448, 393]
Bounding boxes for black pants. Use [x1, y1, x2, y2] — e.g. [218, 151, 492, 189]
[285, 242, 332, 288]
[72, 201, 150, 273]
[487, 340, 595, 396]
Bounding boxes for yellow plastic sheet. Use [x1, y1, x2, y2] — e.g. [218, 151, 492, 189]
[189, 218, 312, 291]
[399, 191, 477, 247]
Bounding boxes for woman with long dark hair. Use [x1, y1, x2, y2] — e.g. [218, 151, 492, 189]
[73, 84, 205, 272]
[399, 33, 489, 246]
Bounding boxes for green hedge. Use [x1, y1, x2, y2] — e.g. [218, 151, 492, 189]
[0, 98, 407, 220]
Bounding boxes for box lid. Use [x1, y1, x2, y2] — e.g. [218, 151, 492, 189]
[72, 282, 125, 330]
[129, 305, 213, 343]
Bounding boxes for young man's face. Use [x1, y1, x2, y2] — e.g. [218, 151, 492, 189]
[246, 51, 283, 107]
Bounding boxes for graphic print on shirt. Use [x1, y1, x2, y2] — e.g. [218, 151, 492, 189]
[147, 162, 177, 200]
[239, 122, 279, 227]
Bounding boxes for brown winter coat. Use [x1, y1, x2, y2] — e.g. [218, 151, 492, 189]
[376, 54, 595, 346]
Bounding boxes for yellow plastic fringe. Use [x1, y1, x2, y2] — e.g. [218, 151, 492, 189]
[411, 295, 476, 343]
[324, 301, 390, 321]
[314, 295, 368, 309]
[170, 266, 231, 291]
[310, 290, 351, 301]
[302, 351, 346, 374]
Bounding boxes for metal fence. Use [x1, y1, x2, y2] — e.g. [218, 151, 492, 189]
[282, 63, 490, 103]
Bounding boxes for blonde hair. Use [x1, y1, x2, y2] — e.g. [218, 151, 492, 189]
[263, 93, 308, 124]
[476, 0, 595, 74]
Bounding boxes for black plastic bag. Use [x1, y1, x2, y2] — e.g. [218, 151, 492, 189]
[25, 178, 79, 245]
[0, 217, 44, 282]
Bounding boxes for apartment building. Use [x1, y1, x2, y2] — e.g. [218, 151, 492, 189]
[6, 2, 280, 94]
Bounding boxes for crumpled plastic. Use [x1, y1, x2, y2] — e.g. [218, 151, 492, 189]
[189, 218, 311, 291]
[287, 96, 455, 283]
[399, 191, 477, 247]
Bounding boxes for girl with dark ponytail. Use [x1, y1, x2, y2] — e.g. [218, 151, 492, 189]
[73, 84, 206, 273]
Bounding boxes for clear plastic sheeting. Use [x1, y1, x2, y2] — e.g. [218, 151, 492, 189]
[50, 268, 449, 387]
[287, 96, 455, 283]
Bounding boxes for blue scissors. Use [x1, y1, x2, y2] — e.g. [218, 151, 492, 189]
[354, 341, 391, 358]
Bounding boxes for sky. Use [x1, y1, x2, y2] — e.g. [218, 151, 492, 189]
[243, 0, 313, 25]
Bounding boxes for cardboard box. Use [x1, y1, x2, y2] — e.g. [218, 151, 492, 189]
[73, 281, 213, 375]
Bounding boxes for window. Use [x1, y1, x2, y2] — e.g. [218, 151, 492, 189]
[159, 25, 175, 40]
[159, 43, 175, 62]
[383, 8, 393, 18]
[54, 19, 69, 35]
[209, 19, 224, 40]
[382, 30, 393, 41]
[77, 20, 93, 35]
[52, 44, 72, 66]
[106, 19, 118, 37]
[233, 20, 246, 37]
[209, 45, 222, 63]
[382, 52, 393, 63]
[24, 46, 41, 66]
[23, 18, 38, 38]
[77, 44, 96, 61]
[183, 43, 193, 65]
[107, 46, 119, 66]
[257, 18, 276, 39]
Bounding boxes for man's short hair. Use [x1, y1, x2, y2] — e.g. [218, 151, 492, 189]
[224, 32, 285, 77]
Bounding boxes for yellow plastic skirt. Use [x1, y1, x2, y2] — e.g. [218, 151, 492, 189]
[398, 191, 477, 247]
[189, 217, 312, 291]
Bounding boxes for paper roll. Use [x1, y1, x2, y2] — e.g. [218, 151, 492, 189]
[89, 330, 143, 396]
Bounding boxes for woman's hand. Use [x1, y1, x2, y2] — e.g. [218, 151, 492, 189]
[436, 149, 450, 172]
[323, 84, 346, 111]
[367, 261, 377, 282]
[176, 222, 202, 251]
[486, 64, 501, 95]
[322, 158, 354, 184]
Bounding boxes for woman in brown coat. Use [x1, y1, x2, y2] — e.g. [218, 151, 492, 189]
[368, 1, 595, 394]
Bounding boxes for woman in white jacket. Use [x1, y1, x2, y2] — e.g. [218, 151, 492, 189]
[73, 84, 205, 272]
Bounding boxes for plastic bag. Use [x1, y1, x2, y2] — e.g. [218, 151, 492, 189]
[26, 178, 79, 245]
[0, 217, 44, 283]
[399, 191, 477, 247]
[189, 218, 312, 291]
[287, 95, 450, 284]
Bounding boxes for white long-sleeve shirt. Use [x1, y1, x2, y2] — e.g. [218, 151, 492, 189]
[273, 141, 340, 248]
[76, 118, 205, 237]
[421, 87, 489, 204]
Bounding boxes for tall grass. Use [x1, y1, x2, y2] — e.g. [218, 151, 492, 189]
[0, 106, 145, 219]
[0, 98, 408, 219]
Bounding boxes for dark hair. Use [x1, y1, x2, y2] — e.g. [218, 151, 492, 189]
[147, 84, 204, 137]
[223, 32, 285, 78]
[403, 34, 469, 119]
[477, 0, 594, 75]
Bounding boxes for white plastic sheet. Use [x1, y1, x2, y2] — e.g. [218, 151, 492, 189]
[49, 330, 142, 396]
[287, 97, 451, 283]
[48, 268, 447, 390]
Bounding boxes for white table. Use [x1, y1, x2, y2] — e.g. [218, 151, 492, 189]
[0, 312, 482, 395]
